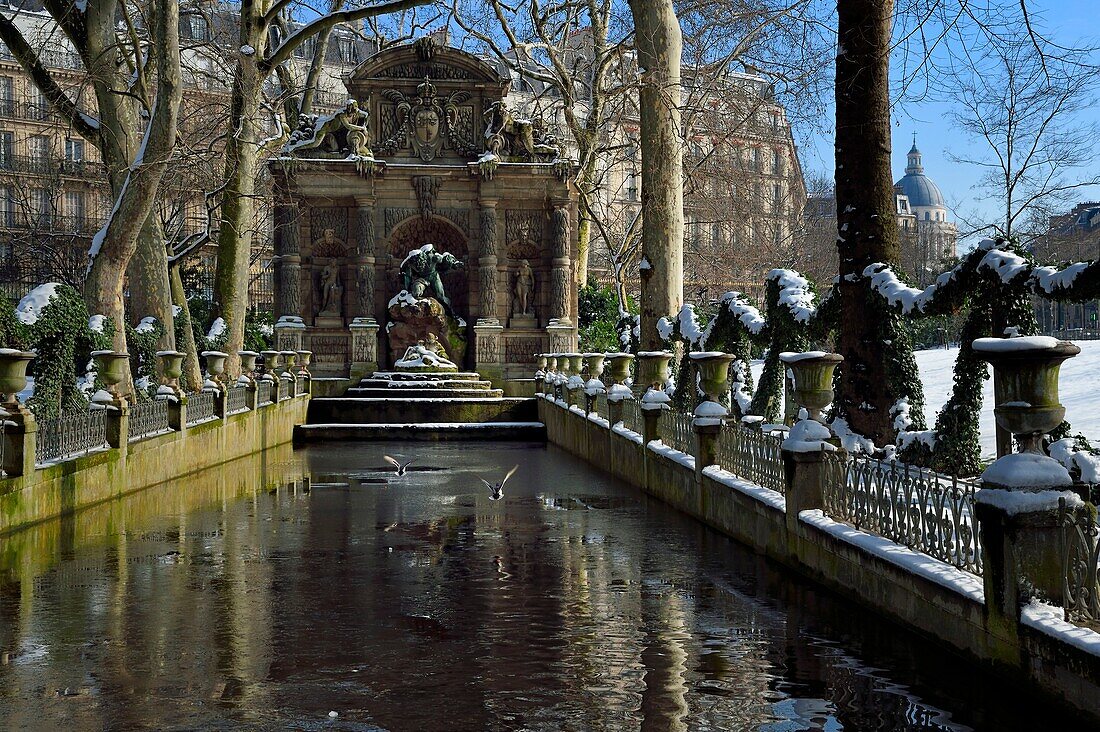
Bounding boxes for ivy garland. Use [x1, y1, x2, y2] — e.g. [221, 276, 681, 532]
[644, 236, 1096, 477]
[127, 317, 166, 402]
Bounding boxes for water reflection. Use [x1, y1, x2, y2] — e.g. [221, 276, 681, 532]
[0, 441, 1083, 730]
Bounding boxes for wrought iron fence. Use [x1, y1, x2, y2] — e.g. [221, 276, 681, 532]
[822, 452, 983, 575]
[226, 386, 251, 415]
[128, 399, 171, 442]
[280, 376, 294, 400]
[186, 391, 217, 425]
[258, 380, 274, 405]
[620, 398, 642, 433]
[1059, 497, 1100, 626]
[296, 375, 308, 394]
[658, 408, 695, 454]
[715, 424, 787, 495]
[35, 409, 109, 465]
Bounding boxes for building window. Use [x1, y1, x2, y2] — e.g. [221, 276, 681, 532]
[29, 87, 49, 120]
[186, 14, 209, 41]
[772, 183, 782, 213]
[0, 131, 12, 169]
[772, 149, 781, 175]
[65, 138, 84, 161]
[65, 190, 85, 229]
[626, 170, 638, 202]
[925, 211, 930, 221]
[0, 185, 14, 227]
[30, 187, 52, 225]
[339, 38, 358, 64]
[0, 77, 12, 115]
[29, 135, 49, 170]
[753, 147, 761, 172]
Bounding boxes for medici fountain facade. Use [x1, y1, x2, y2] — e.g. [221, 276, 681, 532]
[269, 37, 580, 387]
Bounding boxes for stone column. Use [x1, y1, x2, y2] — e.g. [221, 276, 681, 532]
[1, 406, 35, 477]
[474, 319, 504, 386]
[355, 197, 377, 319]
[549, 202, 572, 326]
[349, 317, 380, 381]
[273, 201, 302, 320]
[478, 201, 500, 324]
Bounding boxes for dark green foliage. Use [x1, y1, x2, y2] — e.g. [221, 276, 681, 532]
[0, 298, 29, 350]
[126, 318, 165, 402]
[245, 308, 273, 353]
[579, 278, 625, 353]
[23, 285, 106, 420]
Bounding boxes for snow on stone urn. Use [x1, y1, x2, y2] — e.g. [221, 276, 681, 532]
[780, 351, 844, 423]
[689, 351, 737, 406]
[582, 353, 606, 379]
[635, 351, 673, 394]
[92, 351, 130, 400]
[606, 352, 634, 386]
[237, 350, 259, 375]
[0, 349, 34, 405]
[157, 350, 185, 382]
[973, 336, 1080, 454]
[261, 350, 281, 379]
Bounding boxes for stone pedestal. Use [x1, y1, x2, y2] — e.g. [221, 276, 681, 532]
[546, 319, 575, 355]
[105, 404, 129, 449]
[0, 407, 35, 476]
[509, 314, 537, 329]
[693, 420, 722, 485]
[350, 317, 380, 381]
[782, 449, 828, 532]
[275, 316, 306, 352]
[474, 318, 504, 386]
[312, 315, 344, 329]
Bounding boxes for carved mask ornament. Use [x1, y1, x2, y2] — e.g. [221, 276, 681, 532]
[379, 76, 470, 161]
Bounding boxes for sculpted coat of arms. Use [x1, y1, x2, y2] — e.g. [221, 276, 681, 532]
[377, 77, 471, 161]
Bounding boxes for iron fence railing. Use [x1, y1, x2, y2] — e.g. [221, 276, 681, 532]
[296, 375, 308, 395]
[128, 399, 171, 442]
[185, 391, 217, 425]
[620, 398, 642, 433]
[658, 408, 694, 454]
[257, 380, 274, 405]
[35, 409, 109, 465]
[822, 452, 983, 575]
[1060, 497, 1100, 626]
[715, 423, 787, 495]
[226, 386, 250, 414]
[279, 376, 294, 400]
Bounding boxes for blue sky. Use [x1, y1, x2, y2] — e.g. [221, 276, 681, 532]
[794, 0, 1100, 244]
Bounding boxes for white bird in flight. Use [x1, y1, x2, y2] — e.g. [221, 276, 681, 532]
[384, 455, 413, 476]
[481, 465, 518, 501]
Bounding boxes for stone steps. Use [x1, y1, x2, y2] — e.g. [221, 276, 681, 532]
[294, 421, 545, 442]
[354, 378, 496, 390]
[345, 387, 505, 399]
[306, 396, 537, 426]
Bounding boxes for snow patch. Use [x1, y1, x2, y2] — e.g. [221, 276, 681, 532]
[16, 283, 62, 325]
[980, 452, 1073, 490]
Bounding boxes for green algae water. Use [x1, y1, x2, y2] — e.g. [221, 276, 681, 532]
[0, 442, 1085, 730]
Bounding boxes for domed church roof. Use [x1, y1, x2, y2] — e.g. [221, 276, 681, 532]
[895, 139, 945, 209]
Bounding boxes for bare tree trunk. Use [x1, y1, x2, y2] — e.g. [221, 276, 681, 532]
[834, 0, 904, 444]
[85, 0, 182, 369]
[574, 150, 601, 285]
[629, 0, 684, 350]
[169, 264, 203, 389]
[127, 213, 176, 352]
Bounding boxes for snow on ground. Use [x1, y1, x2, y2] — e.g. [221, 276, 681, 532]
[915, 340, 1100, 459]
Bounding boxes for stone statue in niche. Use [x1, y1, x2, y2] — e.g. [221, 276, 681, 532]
[513, 259, 534, 316]
[399, 243, 464, 317]
[510, 259, 538, 328]
[318, 262, 343, 317]
[284, 99, 373, 159]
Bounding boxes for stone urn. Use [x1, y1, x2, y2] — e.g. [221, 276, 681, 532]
[563, 353, 584, 378]
[779, 351, 843, 422]
[689, 351, 737, 405]
[973, 337, 1080, 453]
[157, 350, 185, 383]
[546, 354, 559, 374]
[635, 351, 673, 394]
[201, 350, 228, 378]
[92, 350, 130, 400]
[238, 350, 259, 374]
[606, 352, 635, 386]
[582, 353, 606, 379]
[261, 350, 281, 378]
[536, 354, 548, 372]
[296, 350, 313, 374]
[280, 351, 297, 374]
[0, 349, 34, 406]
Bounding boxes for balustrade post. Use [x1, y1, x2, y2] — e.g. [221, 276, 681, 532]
[782, 449, 828, 534]
[245, 382, 259, 410]
[1, 409, 35, 477]
[167, 395, 186, 431]
[640, 389, 668, 446]
[104, 404, 129, 449]
[692, 420, 722, 486]
[212, 388, 229, 419]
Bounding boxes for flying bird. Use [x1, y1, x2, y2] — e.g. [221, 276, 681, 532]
[482, 465, 518, 501]
[384, 455, 413, 476]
